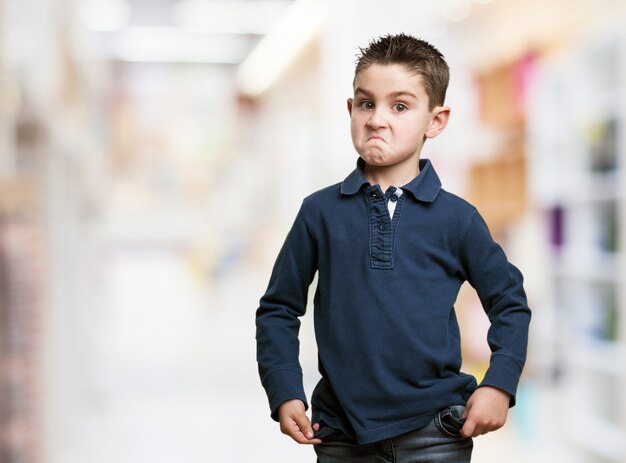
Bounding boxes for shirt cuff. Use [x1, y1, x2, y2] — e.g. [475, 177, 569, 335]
[262, 368, 308, 421]
[478, 353, 524, 407]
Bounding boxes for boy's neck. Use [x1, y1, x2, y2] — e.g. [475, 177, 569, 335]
[363, 158, 421, 193]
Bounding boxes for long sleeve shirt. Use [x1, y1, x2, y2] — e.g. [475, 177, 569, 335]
[255, 157, 531, 445]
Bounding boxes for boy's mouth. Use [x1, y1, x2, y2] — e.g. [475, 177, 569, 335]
[367, 135, 386, 142]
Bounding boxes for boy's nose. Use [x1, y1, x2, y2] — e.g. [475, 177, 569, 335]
[366, 110, 387, 129]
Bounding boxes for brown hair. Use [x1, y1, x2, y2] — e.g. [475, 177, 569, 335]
[354, 33, 450, 110]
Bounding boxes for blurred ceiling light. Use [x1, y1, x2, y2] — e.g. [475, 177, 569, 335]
[78, 0, 130, 31]
[439, 0, 473, 22]
[236, 0, 327, 97]
[174, 0, 292, 34]
[107, 27, 252, 63]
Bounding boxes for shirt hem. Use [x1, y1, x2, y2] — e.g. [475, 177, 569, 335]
[354, 411, 436, 445]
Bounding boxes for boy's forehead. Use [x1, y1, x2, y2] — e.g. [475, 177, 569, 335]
[353, 64, 425, 96]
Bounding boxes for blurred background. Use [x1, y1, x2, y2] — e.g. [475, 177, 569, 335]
[1, 0, 625, 461]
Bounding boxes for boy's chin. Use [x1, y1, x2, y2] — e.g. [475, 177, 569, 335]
[358, 151, 387, 164]
[359, 155, 392, 167]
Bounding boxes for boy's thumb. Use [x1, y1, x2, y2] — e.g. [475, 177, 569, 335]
[460, 419, 475, 438]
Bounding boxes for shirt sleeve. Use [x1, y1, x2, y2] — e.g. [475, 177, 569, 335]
[255, 202, 318, 421]
[459, 209, 532, 406]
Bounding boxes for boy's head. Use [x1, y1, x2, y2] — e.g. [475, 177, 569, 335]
[353, 34, 449, 110]
[347, 34, 451, 171]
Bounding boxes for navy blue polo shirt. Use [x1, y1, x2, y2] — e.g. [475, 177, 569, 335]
[256, 157, 531, 445]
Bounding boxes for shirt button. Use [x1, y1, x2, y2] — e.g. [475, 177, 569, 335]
[379, 223, 387, 230]
[390, 194, 398, 202]
[370, 191, 378, 198]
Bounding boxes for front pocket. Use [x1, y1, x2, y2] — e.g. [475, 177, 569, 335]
[314, 424, 357, 444]
[434, 405, 466, 438]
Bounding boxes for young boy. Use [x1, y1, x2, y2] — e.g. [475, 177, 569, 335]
[255, 33, 531, 462]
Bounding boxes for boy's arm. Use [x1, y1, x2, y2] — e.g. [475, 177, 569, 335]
[255, 204, 318, 424]
[458, 210, 532, 435]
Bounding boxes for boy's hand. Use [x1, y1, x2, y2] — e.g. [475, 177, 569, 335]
[278, 399, 322, 445]
[460, 386, 511, 438]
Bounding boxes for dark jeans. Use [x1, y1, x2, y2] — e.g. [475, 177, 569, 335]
[314, 405, 472, 463]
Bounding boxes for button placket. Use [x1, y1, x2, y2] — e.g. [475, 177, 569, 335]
[365, 185, 395, 269]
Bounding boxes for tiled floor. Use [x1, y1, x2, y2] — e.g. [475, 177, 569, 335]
[70, 243, 561, 462]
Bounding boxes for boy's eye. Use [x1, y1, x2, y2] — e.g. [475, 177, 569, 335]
[359, 101, 374, 109]
[394, 103, 407, 112]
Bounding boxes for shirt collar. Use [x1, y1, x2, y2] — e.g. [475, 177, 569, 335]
[340, 157, 442, 202]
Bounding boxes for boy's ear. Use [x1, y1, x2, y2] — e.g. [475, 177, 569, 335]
[347, 98, 353, 115]
[425, 106, 451, 139]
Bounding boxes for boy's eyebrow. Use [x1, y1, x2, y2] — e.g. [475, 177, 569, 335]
[353, 87, 373, 97]
[354, 88, 418, 100]
[388, 91, 418, 99]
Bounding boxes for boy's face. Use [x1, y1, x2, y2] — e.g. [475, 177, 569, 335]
[347, 63, 449, 169]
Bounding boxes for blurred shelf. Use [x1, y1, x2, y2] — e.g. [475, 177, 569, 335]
[528, 23, 626, 463]
[564, 341, 625, 374]
[563, 414, 625, 463]
[550, 250, 619, 283]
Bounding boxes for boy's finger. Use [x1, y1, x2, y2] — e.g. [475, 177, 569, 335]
[286, 422, 322, 445]
[293, 413, 315, 439]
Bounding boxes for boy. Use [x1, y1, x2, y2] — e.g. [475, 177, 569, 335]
[256, 33, 531, 462]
